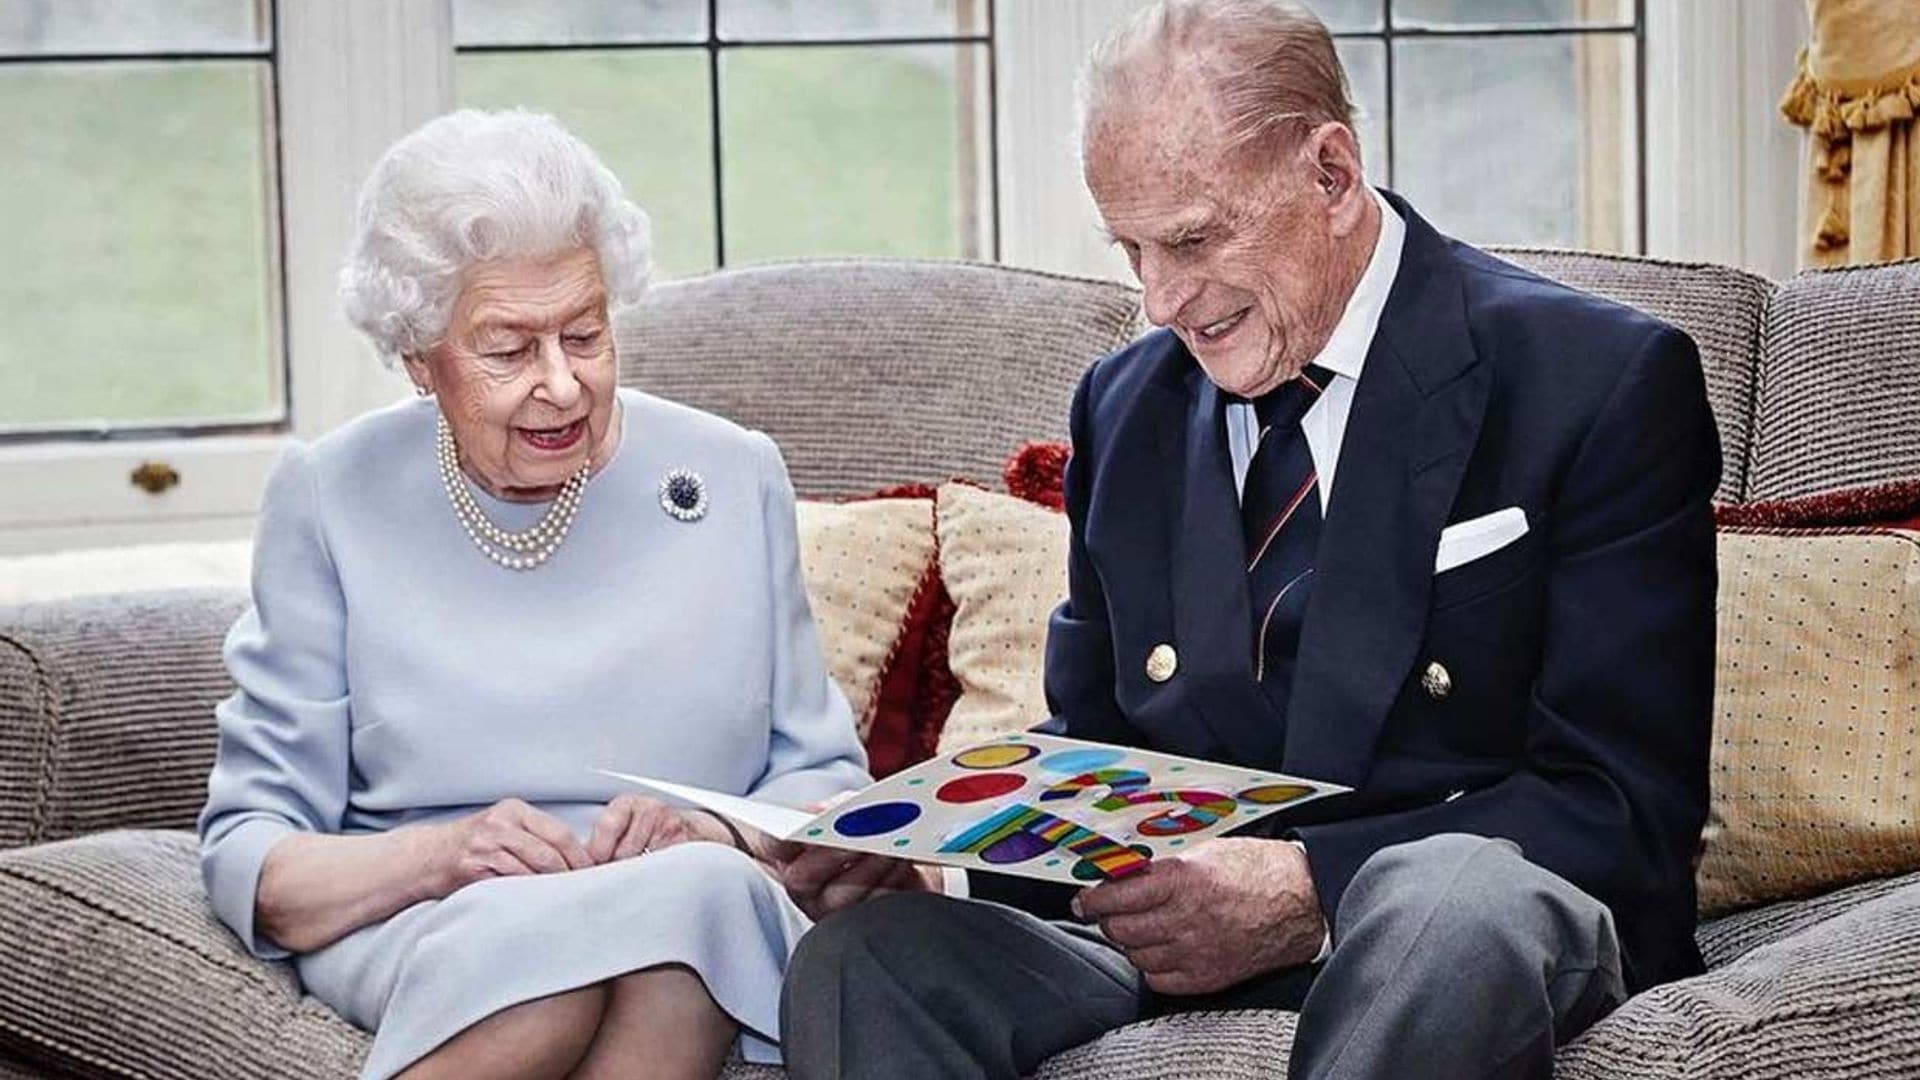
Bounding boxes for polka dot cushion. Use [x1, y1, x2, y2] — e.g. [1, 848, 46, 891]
[933, 482, 1070, 753]
[794, 497, 938, 744]
[1698, 527, 1920, 914]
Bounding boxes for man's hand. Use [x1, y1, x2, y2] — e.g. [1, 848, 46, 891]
[779, 848, 942, 921]
[1074, 837, 1325, 995]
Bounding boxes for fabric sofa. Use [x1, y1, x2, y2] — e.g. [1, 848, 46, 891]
[3, 254, 1918, 1078]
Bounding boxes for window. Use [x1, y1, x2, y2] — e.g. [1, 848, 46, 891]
[0, 0, 1770, 554]
[0, 0, 284, 440]
[452, 0, 998, 280]
[1314, 0, 1642, 251]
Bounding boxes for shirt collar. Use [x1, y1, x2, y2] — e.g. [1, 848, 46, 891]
[1306, 186, 1405, 385]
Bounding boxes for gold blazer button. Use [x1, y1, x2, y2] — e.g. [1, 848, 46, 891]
[1422, 661, 1453, 700]
[1145, 643, 1179, 683]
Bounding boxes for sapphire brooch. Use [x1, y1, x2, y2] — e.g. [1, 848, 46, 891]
[659, 468, 708, 522]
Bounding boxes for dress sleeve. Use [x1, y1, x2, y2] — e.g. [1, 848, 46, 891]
[743, 432, 872, 807]
[197, 442, 352, 960]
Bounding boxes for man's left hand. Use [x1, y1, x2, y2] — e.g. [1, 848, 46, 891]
[779, 847, 941, 920]
[1074, 837, 1325, 995]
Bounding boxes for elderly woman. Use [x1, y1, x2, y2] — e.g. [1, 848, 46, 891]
[198, 109, 870, 1080]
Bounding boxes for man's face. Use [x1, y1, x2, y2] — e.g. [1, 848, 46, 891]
[1085, 78, 1354, 399]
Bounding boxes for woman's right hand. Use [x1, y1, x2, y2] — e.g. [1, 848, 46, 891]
[430, 798, 595, 895]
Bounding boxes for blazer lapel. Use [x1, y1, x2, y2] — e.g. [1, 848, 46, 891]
[1283, 195, 1491, 787]
[1167, 367, 1294, 767]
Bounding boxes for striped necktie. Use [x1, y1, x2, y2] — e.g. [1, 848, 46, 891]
[1241, 364, 1334, 714]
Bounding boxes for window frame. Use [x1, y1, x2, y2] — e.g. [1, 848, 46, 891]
[0, 2, 290, 445]
[454, 0, 1002, 268]
[1332, 0, 1648, 254]
[0, 0, 434, 555]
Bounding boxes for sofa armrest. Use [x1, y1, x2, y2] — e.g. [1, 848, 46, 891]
[0, 588, 247, 850]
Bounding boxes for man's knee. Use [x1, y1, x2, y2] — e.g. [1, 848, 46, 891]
[790, 891, 964, 987]
[1342, 833, 1615, 965]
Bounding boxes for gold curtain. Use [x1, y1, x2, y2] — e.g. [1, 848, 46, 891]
[1780, 0, 1920, 267]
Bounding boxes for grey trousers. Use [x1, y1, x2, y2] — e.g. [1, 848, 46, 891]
[780, 833, 1626, 1080]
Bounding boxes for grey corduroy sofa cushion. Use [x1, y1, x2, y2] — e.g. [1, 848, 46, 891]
[1491, 249, 1772, 504]
[1746, 260, 1920, 501]
[0, 589, 245, 851]
[0, 830, 368, 1079]
[618, 259, 1145, 500]
[6, 828, 1916, 1080]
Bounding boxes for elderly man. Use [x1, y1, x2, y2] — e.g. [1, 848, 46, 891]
[779, 2, 1719, 1077]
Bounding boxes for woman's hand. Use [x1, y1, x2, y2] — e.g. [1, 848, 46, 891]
[432, 798, 595, 894]
[586, 794, 717, 864]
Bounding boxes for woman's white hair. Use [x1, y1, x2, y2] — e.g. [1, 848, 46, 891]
[340, 108, 652, 365]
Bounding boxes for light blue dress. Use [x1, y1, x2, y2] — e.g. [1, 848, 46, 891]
[198, 389, 869, 1079]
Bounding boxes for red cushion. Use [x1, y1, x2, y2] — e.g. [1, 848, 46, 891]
[1004, 440, 1071, 510]
[854, 484, 958, 777]
[1715, 477, 1920, 530]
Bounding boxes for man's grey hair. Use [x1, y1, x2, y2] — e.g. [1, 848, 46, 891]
[340, 108, 652, 365]
[1078, 0, 1356, 160]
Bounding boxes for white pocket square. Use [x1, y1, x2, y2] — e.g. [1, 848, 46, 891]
[1434, 507, 1529, 575]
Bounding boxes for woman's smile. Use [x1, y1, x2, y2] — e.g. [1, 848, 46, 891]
[517, 418, 587, 453]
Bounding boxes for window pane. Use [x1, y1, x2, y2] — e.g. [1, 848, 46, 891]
[456, 49, 717, 279]
[1335, 39, 1387, 186]
[0, 61, 279, 432]
[719, 0, 985, 42]
[1393, 33, 1636, 250]
[453, 0, 705, 47]
[1393, 0, 1633, 31]
[0, 0, 266, 55]
[1303, 0, 1383, 34]
[721, 44, 991, 263]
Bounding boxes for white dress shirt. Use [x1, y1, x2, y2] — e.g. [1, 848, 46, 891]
[1227, 188, 1406, 507]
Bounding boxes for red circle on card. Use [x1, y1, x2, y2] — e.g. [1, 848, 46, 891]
[936, 772, 1026, 803]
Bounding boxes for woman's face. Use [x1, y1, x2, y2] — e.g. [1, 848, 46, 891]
[408, 247, 621, 502]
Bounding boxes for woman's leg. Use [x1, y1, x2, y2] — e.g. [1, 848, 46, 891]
[571, 964, 738, 1080]
[397, 984, 609, 1080]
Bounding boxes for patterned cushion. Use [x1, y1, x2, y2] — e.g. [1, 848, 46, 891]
[618, 260, 1143, 500]
[1699, 529, 1920, 914]
[1490, 249, 1772, 504]
[932, 483, 1070, 752]
[1747, 261, 1920, 501]
[794, 497, 938, 751]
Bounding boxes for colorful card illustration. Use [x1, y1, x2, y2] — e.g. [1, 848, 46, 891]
[601, 732, 1348, 885]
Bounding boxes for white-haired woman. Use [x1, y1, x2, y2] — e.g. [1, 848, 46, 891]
[198, 109, 869, 1080]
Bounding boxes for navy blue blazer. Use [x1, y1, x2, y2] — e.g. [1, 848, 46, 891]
[975, 193, 1720, 994]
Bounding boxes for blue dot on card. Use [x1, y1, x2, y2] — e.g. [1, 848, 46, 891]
[833, 801, 922, 838]
[806, 828, 824, 837]
[907, 778, 926, 786]
[894, 838, 912, 848]
[1038, 748, 1127, 773]
[1045, 858, 1062, 867]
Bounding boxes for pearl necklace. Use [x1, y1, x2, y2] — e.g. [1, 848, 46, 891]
[437, 414, 591, 571]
